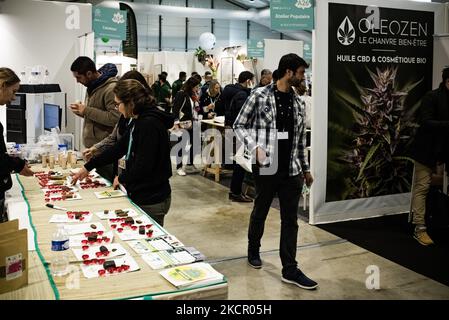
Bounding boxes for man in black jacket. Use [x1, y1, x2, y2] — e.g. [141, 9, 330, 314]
[222, 71, 254, 202]
[0, 68, 34, 222]
[409, 67, 449, 245]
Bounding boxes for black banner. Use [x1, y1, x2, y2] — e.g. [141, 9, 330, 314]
[120, 2, 138, 60]
[327, 3, 434, 202]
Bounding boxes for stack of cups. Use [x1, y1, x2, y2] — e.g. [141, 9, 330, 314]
[67, 151, 77, 167]
[49, 155, 55, 169]
[42, 154, 48, 168]
[60, 154, 67, 170]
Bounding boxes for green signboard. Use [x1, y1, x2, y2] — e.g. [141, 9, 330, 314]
[93, 6, 127, 41]
[270, 0, 314, 31]
[247, 39, 265, 58]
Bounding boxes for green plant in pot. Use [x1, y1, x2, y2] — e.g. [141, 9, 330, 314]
[195, 47, 207, 65]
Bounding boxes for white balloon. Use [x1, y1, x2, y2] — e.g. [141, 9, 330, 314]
[199, 32, 216, 50]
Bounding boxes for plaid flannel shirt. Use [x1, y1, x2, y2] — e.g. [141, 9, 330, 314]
[233, 83, 309, 176]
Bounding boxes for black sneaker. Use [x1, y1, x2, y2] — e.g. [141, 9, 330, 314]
[282, 270, 318, 290]
[247, 253, 262, 269]
[229, 193, 253, 202]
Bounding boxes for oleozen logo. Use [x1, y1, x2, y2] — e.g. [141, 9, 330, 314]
[337, 16, 355, 46]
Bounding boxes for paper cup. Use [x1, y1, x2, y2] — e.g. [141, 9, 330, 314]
[49, 155, 55, 169]
[42, 154, 48, 168]
[60, 156, 67, 169]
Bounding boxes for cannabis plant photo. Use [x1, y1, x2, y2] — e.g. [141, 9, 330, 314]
[327, 66, 422, 201]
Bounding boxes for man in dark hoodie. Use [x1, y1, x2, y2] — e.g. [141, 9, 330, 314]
[409, 67, 449, 246]
[222, 71, 254, 202]
[71, 79, 175, 227]
[70, 57, 121, 182]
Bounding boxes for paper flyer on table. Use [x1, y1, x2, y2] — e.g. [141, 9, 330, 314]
[158, 234, 184, 248]
[127, 238, 173, 254]
[159, 262, 224, 289]
[94, 190, 127, 199]
[141, 249, 195, 270]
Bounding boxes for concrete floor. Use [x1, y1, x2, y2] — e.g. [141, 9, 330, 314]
[165, 172, 449, 300]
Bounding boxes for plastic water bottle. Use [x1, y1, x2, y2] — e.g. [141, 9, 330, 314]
[51, 224, 69, 277]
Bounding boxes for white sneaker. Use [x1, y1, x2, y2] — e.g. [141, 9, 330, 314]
[177, 168, 187, 176]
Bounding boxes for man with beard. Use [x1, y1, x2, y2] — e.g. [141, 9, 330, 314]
[69, 57, 120, 182]
[233, 53, 317, 290]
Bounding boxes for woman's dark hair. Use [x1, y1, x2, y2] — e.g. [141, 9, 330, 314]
[114, 79, 154, 116]
[181, 77, 200, 97]
[121, 70, 152, 94]
[277, 53, 309, 79]
[192, 74, 202, 83]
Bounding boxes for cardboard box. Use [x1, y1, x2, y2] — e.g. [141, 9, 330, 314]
[0, 220, 28, 294]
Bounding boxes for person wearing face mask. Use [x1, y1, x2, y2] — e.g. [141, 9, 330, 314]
[0, 68, 34, 222]
[234, 54, 317, 290]
[408, 67, 449, 246]
[69, 57, 121, 182]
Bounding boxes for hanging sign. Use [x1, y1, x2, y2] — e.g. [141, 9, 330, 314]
[247, 39, 265, 58]
[93, 6, 127, 41]
[270, 0, 315, 31]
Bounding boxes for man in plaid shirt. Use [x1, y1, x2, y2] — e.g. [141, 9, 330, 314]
[233, 53, 317, 290]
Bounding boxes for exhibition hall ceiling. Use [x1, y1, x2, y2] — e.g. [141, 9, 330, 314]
[226, 0, 270, 9]
[58, 0, 270, 10]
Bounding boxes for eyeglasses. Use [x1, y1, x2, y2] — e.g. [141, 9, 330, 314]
[114, 101, 123, 109]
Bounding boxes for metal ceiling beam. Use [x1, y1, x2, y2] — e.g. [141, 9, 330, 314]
[224, 0, 249, 10]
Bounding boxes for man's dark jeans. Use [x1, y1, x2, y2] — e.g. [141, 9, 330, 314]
[248, 166, 303, 276]
[230, 163, 246, 195]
